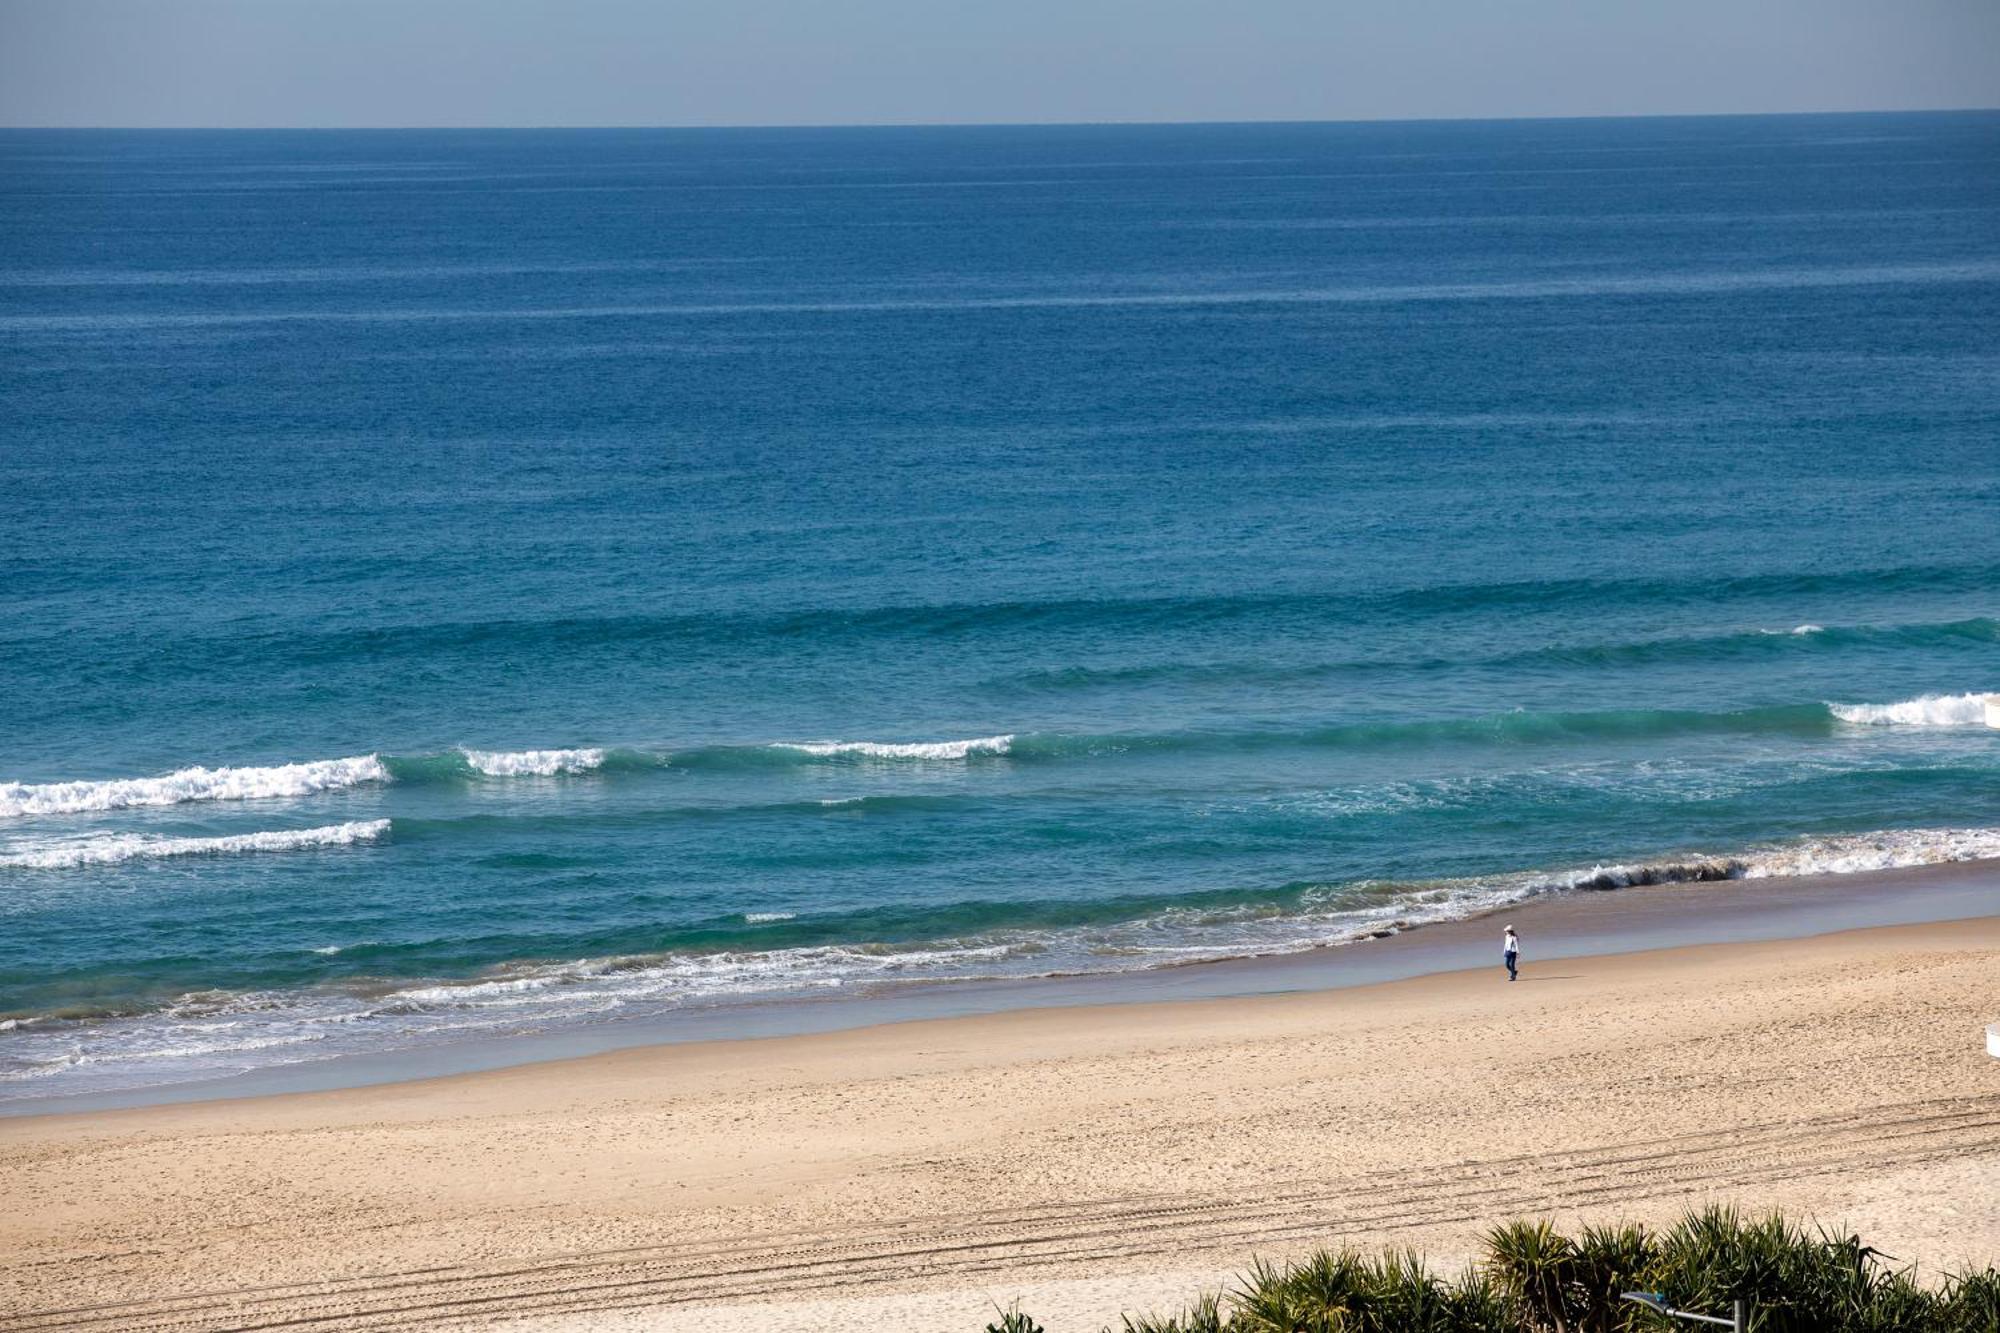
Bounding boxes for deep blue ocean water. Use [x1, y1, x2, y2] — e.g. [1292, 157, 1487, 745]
[3, 113, 1998, 1099]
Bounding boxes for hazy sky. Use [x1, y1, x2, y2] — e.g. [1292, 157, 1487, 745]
[2, 0, 1996, 129]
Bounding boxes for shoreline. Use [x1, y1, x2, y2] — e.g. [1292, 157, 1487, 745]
[3, 904, 2000, 1320]
[4, 910, 1999, 1329]
[7, 853, 1999, 1118]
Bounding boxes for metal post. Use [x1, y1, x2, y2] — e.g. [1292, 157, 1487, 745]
[1620, 1292, 1748, 1329]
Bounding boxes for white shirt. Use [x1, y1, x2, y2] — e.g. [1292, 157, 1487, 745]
[1503, 932, 1519, 954]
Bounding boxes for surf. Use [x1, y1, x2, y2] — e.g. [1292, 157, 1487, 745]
[13, 687, 1993, 823]
[0, 757, 390, 819]
[1828, 691, 2000, 728]
[0, 820, 391, 870]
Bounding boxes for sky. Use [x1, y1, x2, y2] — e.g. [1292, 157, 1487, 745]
[1, 0, 1996, 129]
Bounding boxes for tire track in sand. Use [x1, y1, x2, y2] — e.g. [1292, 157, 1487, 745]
[4, 1096, 1995, 1332]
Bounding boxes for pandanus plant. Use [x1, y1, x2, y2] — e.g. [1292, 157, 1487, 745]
[985, 1207, 2000, 1332]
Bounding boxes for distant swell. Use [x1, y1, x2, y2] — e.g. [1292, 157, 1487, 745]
[9, 259, 1999, 333]
[0, 820, 391, 870]
[0, 756, 390, 819]
[56, 562, 2000, 675]
[1829, 692, 1999, 728]
[996, 618, 2000, 693]
[665, 709, 1848, 772]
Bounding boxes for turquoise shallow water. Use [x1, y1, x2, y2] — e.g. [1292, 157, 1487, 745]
[2, 113, 1998, 1100]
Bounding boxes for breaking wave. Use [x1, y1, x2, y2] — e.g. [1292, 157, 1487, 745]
[0, 756, 391, 819]
[1828, 692, 1999, 728]
[459, 747, 606, 776]
[0, 748, 629, 820]
[11, 688, 1995, 825]
[0, 820, 391, 870]
[768, 735, 1016, 761]
[1534, 826, 2000, 891]
[6, 687, 1992, 826]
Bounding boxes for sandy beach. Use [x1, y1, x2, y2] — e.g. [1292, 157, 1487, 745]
[5, 889, 2000, 1332]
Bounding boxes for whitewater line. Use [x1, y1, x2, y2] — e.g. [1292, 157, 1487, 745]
[460, 748, 607, 776]
[770, 735, 1016, 760]
[0, 820, 392, 869]
[0, 756, 391, 819]
[1829, 691, 2000, 728]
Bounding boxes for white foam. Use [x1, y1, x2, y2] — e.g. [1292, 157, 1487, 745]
[357, 936, 1043, 1024]
[1828, 692, 1999, 727]
[460, 747, 606, 776]
[0, 820, 391, 869]
[744, 911, 797, 923]
[774, 734, 1015, 760]
[1532, 826, 2000, 893]
[0, 756, 389, 818]
[111, 1031, 329, 1062]
[1740, 826, 2000, 878]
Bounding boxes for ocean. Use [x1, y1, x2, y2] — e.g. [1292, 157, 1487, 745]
[2, 113, 1997, 1102]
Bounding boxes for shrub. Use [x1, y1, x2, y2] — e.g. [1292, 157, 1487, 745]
[980, 1208, 2000, 1332]
[1120, 1291, 1227, 1333]
[988, 1301, 1045, 1333]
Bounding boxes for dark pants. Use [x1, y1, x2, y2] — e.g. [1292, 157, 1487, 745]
[1505, 951, 1518, 981]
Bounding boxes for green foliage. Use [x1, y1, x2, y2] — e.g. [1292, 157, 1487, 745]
[1485, 1220, 1580, 1332]
[1640, 1208, 1907, 1333]
[1482, 1217, 1659, 1332]
[1043, 1209, 2000, 1333]
[988, 1301, 1046, 1333]
[1935, 1268, 2000, 1333]
[1226, 1248, 1514, 1333]
[1121, 1291, 1227, 1333]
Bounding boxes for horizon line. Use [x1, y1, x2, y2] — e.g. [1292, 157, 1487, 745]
[4, 104, 1997, 133]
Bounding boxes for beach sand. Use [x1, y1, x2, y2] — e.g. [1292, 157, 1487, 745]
[4, 911, 1999, 1331]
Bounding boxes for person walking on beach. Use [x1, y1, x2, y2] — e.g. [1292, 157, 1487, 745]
[1503, 926, 1520, 982]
